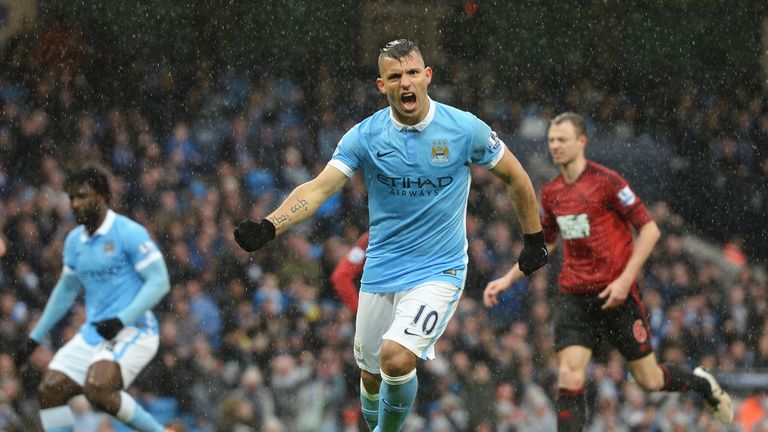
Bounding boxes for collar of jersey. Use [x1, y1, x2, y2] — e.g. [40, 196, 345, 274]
[80, 209, 116, 242]
[390, 97, 435, 132]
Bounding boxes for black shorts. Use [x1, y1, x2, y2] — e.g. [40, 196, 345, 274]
[554, 288, 653, 361]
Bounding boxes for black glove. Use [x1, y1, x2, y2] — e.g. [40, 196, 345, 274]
[518, 231, 548, 275]
[12, 338, 39, 368]
[234, 219, 276, 252]
[94, 317, 124, 340]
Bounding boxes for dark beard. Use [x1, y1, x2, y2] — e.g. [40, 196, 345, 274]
[77, 206, 102, 233]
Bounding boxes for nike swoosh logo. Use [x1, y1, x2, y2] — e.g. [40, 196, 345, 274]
[404, 328, 419, 336]
[376, 150, 395, 157]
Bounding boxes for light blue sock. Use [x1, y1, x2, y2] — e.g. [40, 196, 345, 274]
[116, 391, 164, 432]
[40, 406, 74, 432]
[360, 379, 380, 431]
[374, 370, 418, 432]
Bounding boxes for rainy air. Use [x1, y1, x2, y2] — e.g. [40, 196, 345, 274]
[1, 1, 768, 432]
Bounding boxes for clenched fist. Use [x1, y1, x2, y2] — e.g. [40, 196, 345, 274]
[518, 231, 548, 275]
[234, 219, 276, 252]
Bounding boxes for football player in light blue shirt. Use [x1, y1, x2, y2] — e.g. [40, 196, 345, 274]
[14, 167, 170, 432]
[234, 39, 548, 431]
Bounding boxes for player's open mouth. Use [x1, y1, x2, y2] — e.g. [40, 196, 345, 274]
[401, 93, 416, 109]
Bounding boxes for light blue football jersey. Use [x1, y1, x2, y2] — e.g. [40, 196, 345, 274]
[63, 210, 162, 345]
[329, 99, 504, 293]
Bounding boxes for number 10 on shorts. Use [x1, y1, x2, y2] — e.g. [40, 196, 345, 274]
[407, 304, 439, 335]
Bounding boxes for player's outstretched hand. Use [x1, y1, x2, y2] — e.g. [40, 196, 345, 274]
[518, 231, 548, 275]
[483, 276, 513, 308]
[94, 317, 124, 340]
[234, 219, 276, 252]
[12, 338, 39, 368]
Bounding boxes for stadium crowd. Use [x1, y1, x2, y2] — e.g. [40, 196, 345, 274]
[0, 19, 767, 432]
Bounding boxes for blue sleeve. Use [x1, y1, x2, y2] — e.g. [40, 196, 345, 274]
[329, 124, 362, 176]
[120, 223, 164, 272]
[117, 259, 170, 325]
[468, 116, 504, 167]
[29, 270, 81, 342]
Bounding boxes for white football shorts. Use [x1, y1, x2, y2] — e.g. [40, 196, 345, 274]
[354, 281, 463, 374]
[48, 326, 159, 387]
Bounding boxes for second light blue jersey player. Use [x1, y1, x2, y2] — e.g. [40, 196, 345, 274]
[329, 99, 503, 292]
[30, 210, 164, 345]
[17, 167, 171, 432]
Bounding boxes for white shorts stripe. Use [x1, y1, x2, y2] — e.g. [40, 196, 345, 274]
[113, 327, 144, 361]
[421, 287, 461, 358]
[48, 328, 158, 387]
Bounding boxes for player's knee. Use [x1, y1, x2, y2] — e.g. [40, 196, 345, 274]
[37, 377, 56, 401]
[37, 374, 56, 396]
[361, 370, 382, 394]
[83, 381, 113, 411]
[380, 356, 414, 377]
[38, 373, 76, 407]
[379, 342, 418, 377]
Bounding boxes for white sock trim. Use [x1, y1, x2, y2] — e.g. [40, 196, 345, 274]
[40, 406, 75, 429]
[360, 378, 380, 400]
[380, 368, 417, 386]
[116, 391, 137, 422]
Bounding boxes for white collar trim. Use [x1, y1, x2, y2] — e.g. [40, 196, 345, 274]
[80, 209, 116, 242]
[390, 97, 436, 132]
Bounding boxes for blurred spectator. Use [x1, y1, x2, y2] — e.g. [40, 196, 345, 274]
[253, 273, 289, 316]
[228, 365, 276, 430]
[269, 353, 312, 430]
[185, 278, 222, 348]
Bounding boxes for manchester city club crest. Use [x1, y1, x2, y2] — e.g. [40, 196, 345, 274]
[431, 140, 449, 163]
[103, 242, 115, 255]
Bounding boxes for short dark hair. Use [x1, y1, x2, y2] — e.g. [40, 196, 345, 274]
[550, 112, 587, 138]
[64, 166, 112, 202]
[378, 39, 422, 62]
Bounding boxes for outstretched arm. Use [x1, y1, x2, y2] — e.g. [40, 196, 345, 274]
[267, 165, 349, 236]
[234, 165, 349, 251]
[483, 242, 557, 307]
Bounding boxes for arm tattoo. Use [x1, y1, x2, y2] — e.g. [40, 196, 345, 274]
[289, 197, 309, 214]
[269, 197, 311, 229]
[270, 214, 290, 226]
